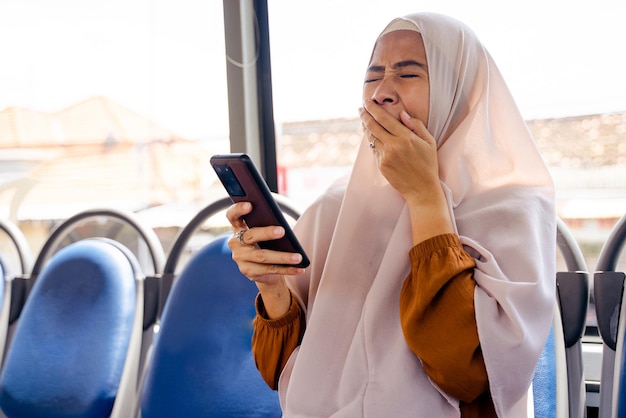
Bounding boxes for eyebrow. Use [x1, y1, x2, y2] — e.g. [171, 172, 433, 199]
[366, 60, 427, 73]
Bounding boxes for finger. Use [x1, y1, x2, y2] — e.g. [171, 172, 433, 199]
[364, 130, 382, 150]
[399, 110, 420, 131]
[400, 111, 435, 146]
[241, 262, 305, 283]
[234, 229, 249, 246]
[225, 202, 252, 229]
[360, 104, 391, 139]
[235, 225, 285, 247]
[360, 114, 388, 153]
[230, 246, 305, 280]
[362, 98, 403, 136]
[238, 247, 304, 270]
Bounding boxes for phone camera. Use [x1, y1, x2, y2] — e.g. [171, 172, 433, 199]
[215, 165, 245, 197]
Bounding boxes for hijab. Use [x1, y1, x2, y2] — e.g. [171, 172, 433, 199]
[283, 12, 556, 417]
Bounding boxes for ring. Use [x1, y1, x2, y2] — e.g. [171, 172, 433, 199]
[234, 229, 248, 245]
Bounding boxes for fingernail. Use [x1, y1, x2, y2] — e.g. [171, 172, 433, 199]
[273, 226, 285, 236]
[242, 202, 251, 210]
[291, 253, 302, 262]
[401, 110, 411, 119]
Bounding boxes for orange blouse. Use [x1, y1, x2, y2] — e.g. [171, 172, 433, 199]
[252, 233, 496, 417]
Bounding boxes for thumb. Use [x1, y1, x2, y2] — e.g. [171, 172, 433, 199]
[400, 111, 435, 145]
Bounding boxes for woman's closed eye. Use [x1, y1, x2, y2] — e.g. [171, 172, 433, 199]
[364, 73, 420, 83]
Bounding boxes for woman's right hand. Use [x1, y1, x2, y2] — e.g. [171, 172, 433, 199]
[226, 202, 305, 287]
[226, 202, 303, 319]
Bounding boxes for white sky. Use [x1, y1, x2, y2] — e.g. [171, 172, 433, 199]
[1, 0, 625, 140]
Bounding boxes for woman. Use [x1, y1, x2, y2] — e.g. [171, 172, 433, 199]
[227, 12, 556, 417]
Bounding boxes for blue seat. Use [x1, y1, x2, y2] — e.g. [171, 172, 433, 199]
[138, 196, 301, 418]
[139, 235, 282, 418]
[533, 325, 562, 417]
[0, 208, 165, 418]
[0, 238, 140, 418]
[4, 208, 165, 418]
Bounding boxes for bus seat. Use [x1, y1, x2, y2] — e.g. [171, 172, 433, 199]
[556, 270, 590, 418]
[532, 278, 588, 418]
[533, 323, 564, 417]
[593, 213, 626, 418]
[0, 238, 143, 418]
[1, 207, 166, 418]
[555, 218, 590, 418]
[138, 196, 300, 418]
[531, 218, 589, 418]
[139, 234, 281, 418]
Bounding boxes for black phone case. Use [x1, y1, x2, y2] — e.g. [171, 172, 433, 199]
[210, 153, 310, 268]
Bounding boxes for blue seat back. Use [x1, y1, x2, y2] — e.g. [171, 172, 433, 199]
[0, 238, 138, 418]
[140, 235, 281, 418]
[533, 316, 571, 418]
[534, 326, 558, 417]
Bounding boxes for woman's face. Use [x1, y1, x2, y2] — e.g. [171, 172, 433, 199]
[363, 30, 430, 126]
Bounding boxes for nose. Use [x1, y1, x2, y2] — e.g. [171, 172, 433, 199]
[371, 78, 397, 105]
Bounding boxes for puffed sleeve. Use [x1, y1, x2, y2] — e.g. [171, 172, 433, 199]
[400, 233, 496, 417]
[251, 293, 305, 389]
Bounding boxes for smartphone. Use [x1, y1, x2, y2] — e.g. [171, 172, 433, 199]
[210, 153, 310, 268]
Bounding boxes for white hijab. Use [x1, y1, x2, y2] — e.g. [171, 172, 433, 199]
[283, 12, 556, 417]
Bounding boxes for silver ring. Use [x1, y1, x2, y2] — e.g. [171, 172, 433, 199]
[234, 229, 247, 245]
